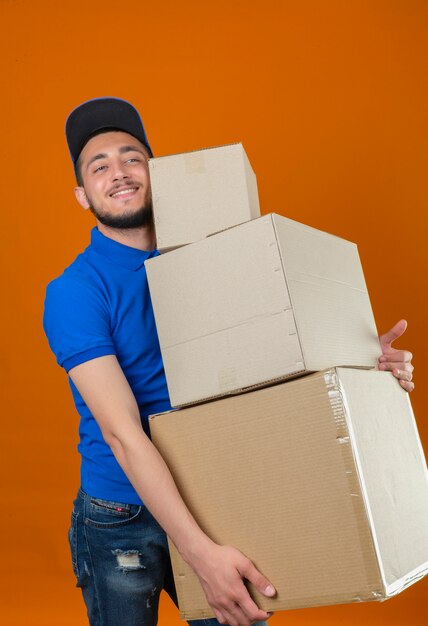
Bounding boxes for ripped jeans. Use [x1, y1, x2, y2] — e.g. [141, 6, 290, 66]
[69, 488, 267, 626]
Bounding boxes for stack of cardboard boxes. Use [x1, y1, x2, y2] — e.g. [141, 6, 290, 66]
[145, 144, 428, 620]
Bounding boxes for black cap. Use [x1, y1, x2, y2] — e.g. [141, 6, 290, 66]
[65, 97, 153, 164]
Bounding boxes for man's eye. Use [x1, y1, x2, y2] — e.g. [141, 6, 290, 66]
[94, 165, 107, 173]
[127, 158, 139, 163]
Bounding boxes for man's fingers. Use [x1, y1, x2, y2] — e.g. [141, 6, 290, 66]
[236, 591, 272, 625]
[378, 362, 414, 375]
[225, 601, 255, 626]
[198, 546, 273, 625]
[379, 319, 407, 351]
[393, 369, 413, 382]
[213, 609, 227, 624]
[238, 560, 276, 598]
[216, 590, 266, 626]
[379, 349, 413, 363]
[399, 380, 415, 393]
[377, 354, 415, 392]
[217, 604, 243, 626]
[380, 364, 415, 390]
[230, 578, 272, 624]
[233, 559, 275, 623]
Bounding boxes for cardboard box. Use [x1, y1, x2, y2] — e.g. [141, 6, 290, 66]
[149, 369, 428, 620]
[148, 143, 260, 252]
[146, 214, 381, 407]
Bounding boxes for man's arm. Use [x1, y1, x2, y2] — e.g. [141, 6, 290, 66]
[69, 354, 275, 626]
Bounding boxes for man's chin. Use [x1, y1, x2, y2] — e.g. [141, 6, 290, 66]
[90, 205, 153, 230]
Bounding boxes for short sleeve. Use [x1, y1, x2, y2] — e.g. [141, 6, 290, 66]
[43, 275, 116, 373]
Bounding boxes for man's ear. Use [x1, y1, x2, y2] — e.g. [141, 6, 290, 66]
[74, 186, 90, 210]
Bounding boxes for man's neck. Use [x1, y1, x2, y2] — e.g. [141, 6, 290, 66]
[96, 221, 156, 251]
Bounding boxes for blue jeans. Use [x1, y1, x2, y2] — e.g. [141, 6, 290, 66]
[69, 488, 267, 626]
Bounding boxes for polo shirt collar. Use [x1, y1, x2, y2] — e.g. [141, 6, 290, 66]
[90, 227, 158, 270]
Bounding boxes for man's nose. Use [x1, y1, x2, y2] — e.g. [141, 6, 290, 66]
[112, 161, 129, 181]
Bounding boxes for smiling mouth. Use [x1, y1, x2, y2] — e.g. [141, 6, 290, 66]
[110, 187, 139, 198]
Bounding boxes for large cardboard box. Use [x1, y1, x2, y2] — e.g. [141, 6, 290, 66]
[148, 143, 260, 252]
[146, 214, 381, 407]
[149, 369, 428, 620]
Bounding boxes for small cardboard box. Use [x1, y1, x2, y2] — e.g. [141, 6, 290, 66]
[148, 143, 260, 252]
[149, 369, 428, 620]
[145, 214, 381, 407]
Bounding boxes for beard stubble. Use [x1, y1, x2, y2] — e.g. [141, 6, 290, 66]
[86, 188, 154, 230]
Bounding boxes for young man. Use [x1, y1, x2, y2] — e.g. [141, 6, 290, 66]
[43, 97, 415, 626]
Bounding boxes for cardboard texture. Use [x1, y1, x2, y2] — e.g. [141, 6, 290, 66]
[148, 143, 260, 252]
[146, 214, 381, 407]
[149, 369, 428, 620]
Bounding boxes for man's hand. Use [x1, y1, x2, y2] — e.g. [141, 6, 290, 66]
[378, 319, 414, 392]
[190, 542, 275, 626]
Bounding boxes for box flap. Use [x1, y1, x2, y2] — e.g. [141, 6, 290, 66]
[272, 214, 380, 369]
[336, 368, 428, 592]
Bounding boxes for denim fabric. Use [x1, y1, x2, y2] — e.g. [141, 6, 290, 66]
[69, 488, 267, 626]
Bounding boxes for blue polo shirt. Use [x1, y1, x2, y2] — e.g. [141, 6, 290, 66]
[43, 227, 172, 504]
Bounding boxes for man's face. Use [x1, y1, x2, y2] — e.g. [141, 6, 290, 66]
[76, 130, 152, 229]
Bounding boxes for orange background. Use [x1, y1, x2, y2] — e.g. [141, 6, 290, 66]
[0, 0, 427, 624]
